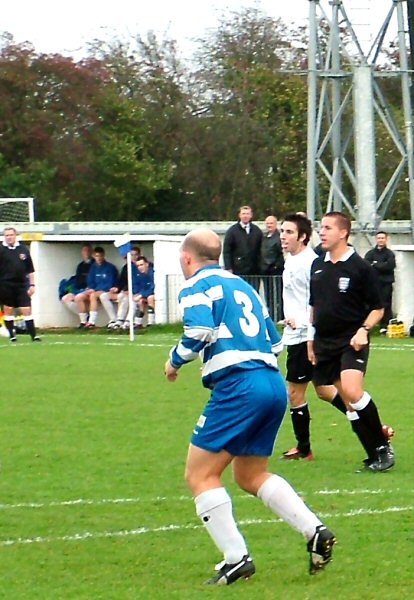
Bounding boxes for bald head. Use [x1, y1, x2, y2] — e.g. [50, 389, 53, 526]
[180, 228, 222, 278]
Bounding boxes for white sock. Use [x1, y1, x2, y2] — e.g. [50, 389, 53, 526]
[79, 312, 88, 324]
[65, 300, 79, 315]
[117, 294, 129, 321]
[88, 311, 98, 325]
[257, 475, 321, 540]
[195, 487, 248, 564]
[99, 292, 117, 321]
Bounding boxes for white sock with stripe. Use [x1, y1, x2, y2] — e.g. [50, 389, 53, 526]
[195, 487, 248, 564]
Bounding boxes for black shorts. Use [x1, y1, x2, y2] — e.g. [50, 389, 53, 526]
[312, 345, 370, 386]
[0, 283, 31, 308]
[286, 342, 313, 384]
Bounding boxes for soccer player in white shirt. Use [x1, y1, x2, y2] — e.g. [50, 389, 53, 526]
[280, 214, 346, 460]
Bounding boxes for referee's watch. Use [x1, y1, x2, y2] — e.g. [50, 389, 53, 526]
[361, 324, 370, 332]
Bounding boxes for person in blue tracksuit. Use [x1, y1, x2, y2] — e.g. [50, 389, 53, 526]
[76, 246, 118, 329]
[133, 256, 155, 327]
[164, 228, 335, 585]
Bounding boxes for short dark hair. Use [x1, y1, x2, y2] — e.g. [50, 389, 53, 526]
[136, 255, 149, 264]
[376, 230, 387, 237]
[94, 246, 105, 254]
[131, 246, 141, 254]
[324, 211, 351, 238]
[282, 213, 312, 245]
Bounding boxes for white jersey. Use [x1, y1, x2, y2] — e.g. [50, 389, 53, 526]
[282, 245, 317, 346]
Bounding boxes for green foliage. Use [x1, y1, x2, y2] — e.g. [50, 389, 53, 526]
[0, 331, 412, 598]
[0, 7, 410, 221]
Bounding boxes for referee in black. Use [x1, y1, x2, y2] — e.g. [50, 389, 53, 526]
[307, 212, 394, 472]
[0, 226, 40, 342]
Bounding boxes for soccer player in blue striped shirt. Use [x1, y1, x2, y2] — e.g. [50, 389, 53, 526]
[164, 228, 335, 584]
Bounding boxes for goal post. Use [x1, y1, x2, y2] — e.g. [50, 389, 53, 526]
[0, 198, 35, 223]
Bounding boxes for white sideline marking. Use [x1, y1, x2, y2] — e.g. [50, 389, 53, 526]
[0, 505, 412, 547]
[0, 341, 172, 349]
[0, 488, 407, 511]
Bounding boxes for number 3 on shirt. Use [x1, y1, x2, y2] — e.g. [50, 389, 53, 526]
[234, 289, 260, 337]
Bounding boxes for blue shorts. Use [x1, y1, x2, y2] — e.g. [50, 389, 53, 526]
[191, 367, 287, 456]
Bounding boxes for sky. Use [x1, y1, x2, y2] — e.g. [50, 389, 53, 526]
[0, 1, 401, 59]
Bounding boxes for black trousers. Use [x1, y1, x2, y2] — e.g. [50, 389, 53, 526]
[380, 282, 393, 328]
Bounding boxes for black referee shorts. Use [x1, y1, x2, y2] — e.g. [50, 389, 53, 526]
[0, 283, 31, 308]
[312, 345, 370, 386]
[286, 342, 313, 384]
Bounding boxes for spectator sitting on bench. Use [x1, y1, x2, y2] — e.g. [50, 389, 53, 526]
[77, 247, 118, 329]
[133, 256, 155, 328]
[104, 246, 141, 330]
[60, 243, 95, 328]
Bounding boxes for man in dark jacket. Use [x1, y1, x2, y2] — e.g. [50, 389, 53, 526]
[260, 215, 284, 320]
[364, 231, 396, 334]
[223, 206, 262, 289]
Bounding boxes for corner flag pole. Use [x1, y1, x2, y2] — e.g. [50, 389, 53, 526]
[114, 233, 135, 342]
[126, 249, 135, 342]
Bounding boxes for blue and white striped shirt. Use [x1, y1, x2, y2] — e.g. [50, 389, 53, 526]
[170, 265, 283, 389]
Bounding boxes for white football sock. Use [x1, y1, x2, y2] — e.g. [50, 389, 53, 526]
[257, 475, 321, 540]
[79, 312, 88, 324]
[117, 293, 129, 321]
[99, 292, 117, 321]
[195, 487, 248, 564]
[64, 300, 79, 315]
[88, 311, 98, 325]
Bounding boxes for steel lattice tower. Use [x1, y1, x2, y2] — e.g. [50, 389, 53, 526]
[306, 0, 414, 239]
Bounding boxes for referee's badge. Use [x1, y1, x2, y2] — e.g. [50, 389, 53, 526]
[19, 253, 27, 260]
[338, 277, 350, 292]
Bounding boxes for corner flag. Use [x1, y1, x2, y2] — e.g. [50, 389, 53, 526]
[114, 233, 135, 341]
[114, 233, 132, 256]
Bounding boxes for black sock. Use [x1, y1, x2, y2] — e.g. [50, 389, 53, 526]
[25, 318, 37, 340]
[290, 404, 311, 454]
[4, 318, 14, 336]
[331, 393, 347, 414]
[350, 418, 377, 461]
[356, 399, 387, 449]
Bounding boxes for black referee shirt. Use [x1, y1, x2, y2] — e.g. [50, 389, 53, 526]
[0, 243, 35, 284]
[310, 248, 383, 353]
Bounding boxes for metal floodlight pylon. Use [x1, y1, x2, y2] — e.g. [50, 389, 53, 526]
[306, 0, 414, 240]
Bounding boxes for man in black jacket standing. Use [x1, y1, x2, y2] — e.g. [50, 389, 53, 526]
[223, 205, 262, 289]
[364, 231, 396, 334]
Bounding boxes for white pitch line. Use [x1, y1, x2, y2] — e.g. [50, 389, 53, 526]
[0, 505, 412, 547]
[0, 341, 172, 349]
[0, 488, 409, 511]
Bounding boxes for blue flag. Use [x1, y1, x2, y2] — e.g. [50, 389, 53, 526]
[114, 233, 132, 256]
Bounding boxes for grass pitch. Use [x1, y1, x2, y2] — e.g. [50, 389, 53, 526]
[0, 329, 413, 599]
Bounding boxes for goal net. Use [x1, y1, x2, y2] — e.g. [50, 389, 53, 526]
[0, 198, 35, 223]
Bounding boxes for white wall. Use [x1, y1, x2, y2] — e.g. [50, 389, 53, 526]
[153, 239, 184, 324]
[393, 246, 414, 332]
[30, 241, 154, 327]
[16, 238, 414, 330]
